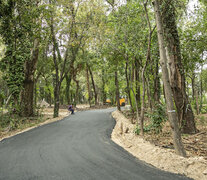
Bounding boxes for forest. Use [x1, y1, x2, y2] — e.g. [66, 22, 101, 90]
[0, 0, 207, 157]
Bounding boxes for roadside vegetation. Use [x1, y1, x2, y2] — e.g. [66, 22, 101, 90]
[0, 0, 207, 157]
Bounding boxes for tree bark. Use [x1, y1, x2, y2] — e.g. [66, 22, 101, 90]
[130, 86, 140, 125]
[139, 1, 154, 135]
[65, 74, 72, 104]
[21, 39, 39, 117]
[88, 66, 98, 105]
[102, 69, 106, 105]
[53, 82, 60, 118]
[162, 0, 197, 134]
[191, 73, 195, 101]
[50, 14, 61, 118]
[86, 67, 92, 107]
[135, 57, 141, 113]
[115, 70, 121, 111]
[73, 77, 80, 106]
[125, 60, 133, 110]
[50, 0, 81, 117]
[153, 0, 186, 157]
[140, 73, 145, 136]
[195, 88, 200, 115]
[200, 65, 203, 111]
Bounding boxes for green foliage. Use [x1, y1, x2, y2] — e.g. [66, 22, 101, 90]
[200, 105, 207, 114]
[146, 103, 167, 134]
[134, 125, 140, 135]
[0, 106, 44, 131]
[201, 69, 207, 92]
[0, 0, 42, 106]
[0, 91, 5, 106]
[0, 0, 206, 121]
[129, 89, 136, 112]
[134, 124, 151, 135]
[0, 114, 12, 129]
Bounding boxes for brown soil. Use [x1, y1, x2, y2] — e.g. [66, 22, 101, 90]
[144, 121, 207, 160]
[111, 110, 207, 180]
[122, 110, 207, 160]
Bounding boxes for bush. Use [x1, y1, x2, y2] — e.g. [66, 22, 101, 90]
[200, 105, 207, 114]
[134, 125, 140, 135]
[146, 103, 167, 134]
[134, 124, 151, 135]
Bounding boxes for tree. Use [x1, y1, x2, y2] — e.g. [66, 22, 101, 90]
[153, 0, 186, 157]
[161, 0, 197, 134]
[0, 0, 42, 116]
[48, 0, 92, 117]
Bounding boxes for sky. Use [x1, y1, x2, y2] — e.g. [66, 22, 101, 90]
[187, 0, 199, 14]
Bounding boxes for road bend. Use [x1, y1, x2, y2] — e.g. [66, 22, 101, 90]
[0, 108, 191, 180]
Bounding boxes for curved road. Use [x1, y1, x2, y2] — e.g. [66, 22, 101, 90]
[0, 109, 191, 180]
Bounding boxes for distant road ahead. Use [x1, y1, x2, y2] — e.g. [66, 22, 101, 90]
[0, 108, 191, 180]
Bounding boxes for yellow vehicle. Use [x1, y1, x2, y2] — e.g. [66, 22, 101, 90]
[106, 99, 111, 104]
[105, 98, 125, 106]
[119, 98, 125, 106]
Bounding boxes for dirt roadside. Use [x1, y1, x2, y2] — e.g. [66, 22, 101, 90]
[0, 104, 102, 141]
[111, 110, 207, 180]
[0, 108, 69, 141]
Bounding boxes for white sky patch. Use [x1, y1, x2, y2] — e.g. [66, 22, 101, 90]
[187, 0, 198, 10]
[185, 0, 207, 69]
[187, 0, 200, 17]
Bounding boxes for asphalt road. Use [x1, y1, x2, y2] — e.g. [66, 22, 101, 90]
[0, 108, 191, 180]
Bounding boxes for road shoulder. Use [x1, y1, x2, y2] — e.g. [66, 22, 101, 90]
[111, 110, 207, 180]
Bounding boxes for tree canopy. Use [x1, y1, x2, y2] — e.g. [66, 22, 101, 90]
[0, 0, 207, 156]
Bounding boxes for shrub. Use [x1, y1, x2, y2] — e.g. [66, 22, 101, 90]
[146, 103, 167, 134]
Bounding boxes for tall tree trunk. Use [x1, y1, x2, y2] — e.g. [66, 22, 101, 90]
[153, 0, 186, 157]
[34, 81, 37, 108]
[102, 69, 106, 105]
[65, 74, 72, 104]
[200, 65, 203, 111]
[86, 67, 92, 107]
[195, 88, 200, 115]
[21, 39, 39, 117]
[125, 60, 133, 110]
[88, 66, 98, 105]
[135, 58, 141, 113]
[115, 70, 121, 111]
[51, 15, 61, 118]
[53, 83, 60, 118]
[130, 86, 140, 125]
[73, 78, 79, 106]
[131, 62, 135, 81]
[162, 0, 197, 134]
[50, 0, 79, 117]
[191, 73, 195, 101]
[139, 1, 155, 135]
[140, 73, 145, 136]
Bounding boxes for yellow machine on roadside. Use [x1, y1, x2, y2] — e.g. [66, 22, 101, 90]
[119, 98, 125, 106]
[106, 99, 111, 104]
[105, 98, 125, 106]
